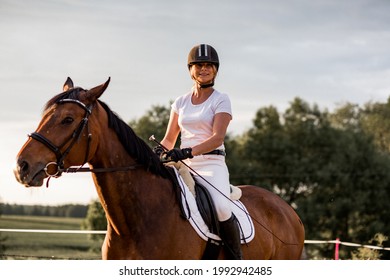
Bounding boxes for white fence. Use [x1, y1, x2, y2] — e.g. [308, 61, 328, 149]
[0, 228, 106, 234]
[304, 239, 390, 251]
[1, 228, 389, 254]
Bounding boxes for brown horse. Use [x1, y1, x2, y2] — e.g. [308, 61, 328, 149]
[14, 78, 305, 260]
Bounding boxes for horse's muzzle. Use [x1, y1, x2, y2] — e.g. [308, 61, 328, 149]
[14, 157, 47, 187]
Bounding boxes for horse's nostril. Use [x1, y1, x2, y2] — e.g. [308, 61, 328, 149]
[20, 160, 29, 173]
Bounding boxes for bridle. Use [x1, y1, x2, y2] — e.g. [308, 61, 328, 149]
[29, 99, 93, 178]
[28, 98, 141, 183]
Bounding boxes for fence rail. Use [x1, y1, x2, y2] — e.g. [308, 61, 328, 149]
[0, 228, 106, 234]
[1, 228, 389, 251]
[304, 239, 390, 251]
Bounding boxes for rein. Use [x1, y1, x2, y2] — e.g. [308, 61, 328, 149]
[59, 165, 143, 174]
[28, 98, 143, 186]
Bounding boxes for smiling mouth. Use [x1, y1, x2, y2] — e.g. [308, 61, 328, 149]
[197, 74, 212, 81]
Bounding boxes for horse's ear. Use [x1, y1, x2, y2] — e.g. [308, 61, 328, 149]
[63, 77, 74, 92]
[85, 77, 111, 102]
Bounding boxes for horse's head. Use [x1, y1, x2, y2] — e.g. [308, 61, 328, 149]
[14, 77, 110, 187]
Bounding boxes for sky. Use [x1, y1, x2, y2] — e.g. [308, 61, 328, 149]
[1, 0, 390, 206]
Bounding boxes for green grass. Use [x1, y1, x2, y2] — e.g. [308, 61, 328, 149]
[0, 215, 103, 260]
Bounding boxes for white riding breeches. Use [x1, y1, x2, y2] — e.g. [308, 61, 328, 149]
[184, 154, 232, 222]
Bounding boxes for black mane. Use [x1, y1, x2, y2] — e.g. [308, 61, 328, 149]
[45, 88, 170, 178]
[99, 101, 170, 178]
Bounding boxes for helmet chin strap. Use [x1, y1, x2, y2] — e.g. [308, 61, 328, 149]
[199, 81, 214, 88]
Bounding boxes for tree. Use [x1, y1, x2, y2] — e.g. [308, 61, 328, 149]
[360, 98, 390, 152]
[297, 102, 390, 259]
[0, 199, 7, 258]
[228, 105, 286, 189]
[351, 233, 388, 260]
[234, 98, 331, 205]
[82, 200, 107, 242]
[128, 103, 174, 147]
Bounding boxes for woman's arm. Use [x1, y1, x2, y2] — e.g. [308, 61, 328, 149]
[160, 109, 180, 150]
[191, 112, 232, 156]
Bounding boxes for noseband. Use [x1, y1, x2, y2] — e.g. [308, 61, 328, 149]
[29, 99, 92, 178]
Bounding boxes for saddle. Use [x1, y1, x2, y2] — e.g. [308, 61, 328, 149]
[165, 162, 220, 232]
[165, 162, 254, 259]
[193, 181, 224, 259]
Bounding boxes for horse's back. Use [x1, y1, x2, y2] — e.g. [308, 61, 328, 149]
[238, 185, 305, 259]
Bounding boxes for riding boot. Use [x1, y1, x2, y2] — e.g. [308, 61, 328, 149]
[219, 214, 243, 260]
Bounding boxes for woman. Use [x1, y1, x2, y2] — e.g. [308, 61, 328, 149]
[159, 44, 242, 259]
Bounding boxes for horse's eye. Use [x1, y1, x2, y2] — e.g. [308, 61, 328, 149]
[61, 117, 74, 125]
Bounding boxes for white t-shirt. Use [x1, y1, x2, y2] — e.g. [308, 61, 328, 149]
[171, 90, 233, 150]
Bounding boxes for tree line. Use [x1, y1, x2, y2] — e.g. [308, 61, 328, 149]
[0, 203, 88, 218]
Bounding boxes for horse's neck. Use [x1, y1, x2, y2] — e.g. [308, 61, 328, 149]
[89, 131, 175, 237]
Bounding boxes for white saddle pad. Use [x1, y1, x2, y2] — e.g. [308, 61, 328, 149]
[173, 168, 255, 244]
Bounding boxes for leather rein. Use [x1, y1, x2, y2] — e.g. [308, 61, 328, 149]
[28, 98, 141, 185]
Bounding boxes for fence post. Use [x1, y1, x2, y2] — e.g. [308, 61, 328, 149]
[335, 238, 340, 260]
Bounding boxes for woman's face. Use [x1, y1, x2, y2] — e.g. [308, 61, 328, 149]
[190, 63, 217, 85]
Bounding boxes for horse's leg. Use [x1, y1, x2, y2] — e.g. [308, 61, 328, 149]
[140, 216, 207, 259]
[101, 233, 109, 260]
[101, 225, 136, 259]
[101, 226, 116, 260]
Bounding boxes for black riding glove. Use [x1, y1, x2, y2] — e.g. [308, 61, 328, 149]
[164, 148, 193, 162]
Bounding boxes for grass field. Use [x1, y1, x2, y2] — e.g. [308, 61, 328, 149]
[0, 215, 103, 260]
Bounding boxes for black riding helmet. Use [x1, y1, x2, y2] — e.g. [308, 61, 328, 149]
[187, 44, 219, 70]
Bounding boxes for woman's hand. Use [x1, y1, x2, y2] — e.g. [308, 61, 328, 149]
[163, 148, 193, 162]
